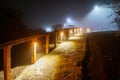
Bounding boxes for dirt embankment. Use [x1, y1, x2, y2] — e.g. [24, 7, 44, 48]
[83, 31, 120, 80]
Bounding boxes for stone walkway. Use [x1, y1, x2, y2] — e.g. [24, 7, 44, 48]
[15, 33, 86, 80]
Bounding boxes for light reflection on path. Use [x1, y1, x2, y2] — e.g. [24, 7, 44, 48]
[16, 55, 60, 80]
[15, 33, 85, 80]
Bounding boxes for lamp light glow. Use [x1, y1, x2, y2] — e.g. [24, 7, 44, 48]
[33, 42, 37, 63]
[87, 28, 90, 33]
[95, 6, 99, 11]
[60, 32, 64, 43]
[46, 27, 52, 32]
[80, 28, 82, 32]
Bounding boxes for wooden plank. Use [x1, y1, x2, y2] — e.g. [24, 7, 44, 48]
[73, 28, 75, 36]
[46, 34, 49, 54]
[60, 30, 63, 43]
[0, 34, 46, 49]
[0, 28, 80, 49]
[67, 28, 69, 40]
[3, 45, 11, 80]
[54, 31, 57, 48]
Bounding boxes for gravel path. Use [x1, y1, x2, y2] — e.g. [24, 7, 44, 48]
[1, 33, 86, 80]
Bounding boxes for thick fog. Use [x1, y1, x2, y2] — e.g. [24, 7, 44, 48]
[79, 5, 118, 31]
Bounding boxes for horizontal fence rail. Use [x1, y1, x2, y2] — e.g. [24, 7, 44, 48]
[0, 27, 82, 80]
[0, 34, 47, 49]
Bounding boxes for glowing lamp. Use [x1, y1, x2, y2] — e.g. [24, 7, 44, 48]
[80, 28, 82, 32]
[61, 32, 63, 36]
[94, 6, 99, 11]
[33, 41, 37, 63]
[87, 28, 90, 33]
[60, 32, 64, 43]
[34, 42, 37, 52]
[70, 30, 72, 33]
[67, 18, 71, 23]
[46, 27, 52, 32]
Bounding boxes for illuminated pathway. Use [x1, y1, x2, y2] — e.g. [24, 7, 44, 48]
[15, 33, 86, 80]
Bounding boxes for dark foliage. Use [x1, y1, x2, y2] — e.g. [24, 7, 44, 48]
[0, 6, 28, 43]
[105, 0, 120, 29]
[0, 6, 46, 44]
[112, 0, 120, 29]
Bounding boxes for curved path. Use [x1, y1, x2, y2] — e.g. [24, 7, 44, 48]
[16, 33, 86, 80]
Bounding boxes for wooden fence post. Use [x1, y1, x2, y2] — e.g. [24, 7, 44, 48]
[60, 30, 63, 43]
[67, 28, 69, 40]
[3, 45, 11, 80]
[77, 28, 79, 33]
[54, 30, 57, 48]
[74, 28, 76, 34]
[75, 28, 77, 34]
[76, 28, 78, 34]
[73, 28, 75, 36]
[32, 38, 37, 64]
[46, 34, 49, 54]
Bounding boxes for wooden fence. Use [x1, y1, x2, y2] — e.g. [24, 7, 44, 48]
[0, 27, 80, 80]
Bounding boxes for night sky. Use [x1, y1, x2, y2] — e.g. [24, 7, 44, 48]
[1, 0, 115, 30]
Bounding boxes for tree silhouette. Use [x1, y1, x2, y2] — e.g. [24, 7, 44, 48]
[105, 0, 120, 29]
[0, 6, 28, 43]
[113, 0, 120, 29]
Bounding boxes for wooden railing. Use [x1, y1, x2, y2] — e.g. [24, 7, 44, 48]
[0, 27, 81, 80]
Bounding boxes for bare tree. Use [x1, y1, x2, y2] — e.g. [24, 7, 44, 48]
[105, 0, 120, 29]
[112, 0, 120, 29]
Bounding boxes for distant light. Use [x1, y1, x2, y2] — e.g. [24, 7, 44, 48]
[34, 42, 37, 53]
[60, 32, 64, 43]
[65, 17, 76, 26]
[70, 30, 73, 33]
[64, 24, 67, 27]
[74, 29, 77, 33]
[61, 32, 63, 36]
[94, 6, 99, 10]
[46, 27, 52, 32]
[67, 18, 72, 23]
[87, 28, 90, 33]
[80, 28, 82, 32]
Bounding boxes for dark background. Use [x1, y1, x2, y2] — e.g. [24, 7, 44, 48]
[0, 0, 104, 28]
